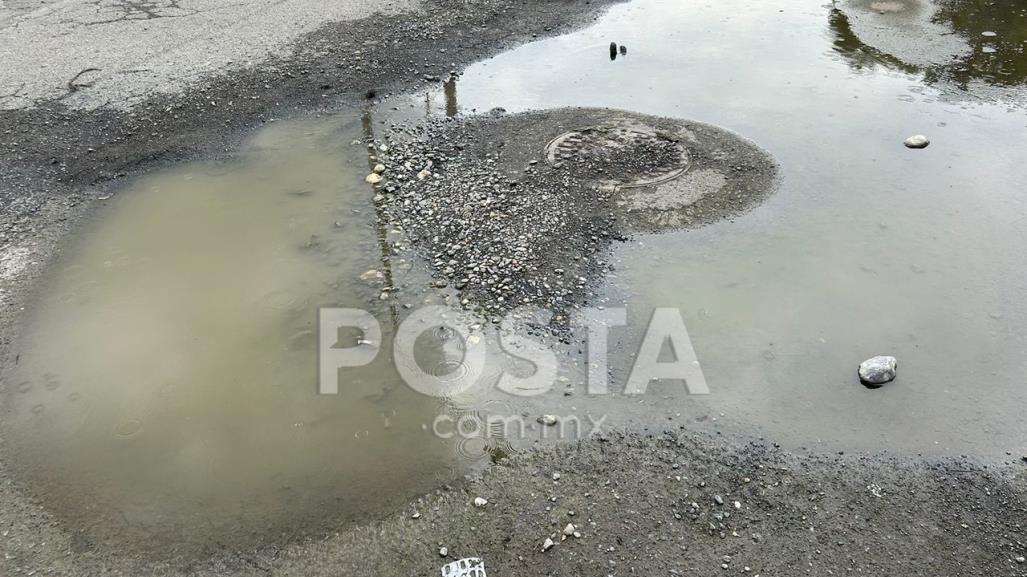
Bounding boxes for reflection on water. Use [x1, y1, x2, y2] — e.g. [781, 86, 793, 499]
[830, 0, 1027, 98]
[426, 0, 1027, 458]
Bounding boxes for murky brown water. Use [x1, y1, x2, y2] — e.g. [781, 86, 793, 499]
[4, 0, 1027, 556]
[2, 115, 476, 553]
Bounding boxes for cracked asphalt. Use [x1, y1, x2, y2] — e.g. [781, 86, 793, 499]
[0, 0, 414, 110]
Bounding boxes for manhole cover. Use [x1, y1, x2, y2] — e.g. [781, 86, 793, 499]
[543, 124, 690, 189]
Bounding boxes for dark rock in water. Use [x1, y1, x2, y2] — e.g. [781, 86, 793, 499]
[609, 42, 618, 60]
[859, 356, 897, 386]
[364, 89, 377, 99]
[619, 45, 627, 55]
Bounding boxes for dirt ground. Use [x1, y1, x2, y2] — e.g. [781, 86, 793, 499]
[1, 0, 1026, 575]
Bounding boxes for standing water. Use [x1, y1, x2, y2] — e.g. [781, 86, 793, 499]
[3, 0, 1027, 555]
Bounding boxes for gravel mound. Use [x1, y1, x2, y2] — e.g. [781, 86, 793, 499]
[375, 108, 777, 320]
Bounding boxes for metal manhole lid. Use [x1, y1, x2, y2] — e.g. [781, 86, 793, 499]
[543, 123, 690, 189]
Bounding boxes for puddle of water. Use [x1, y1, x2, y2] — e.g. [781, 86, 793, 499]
[423, 0, 1027, 458]
[1, 114, 480, 553]
[5, 0, 1027, 557]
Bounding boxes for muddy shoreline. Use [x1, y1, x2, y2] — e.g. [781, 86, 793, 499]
[1, 0, 1026, 575]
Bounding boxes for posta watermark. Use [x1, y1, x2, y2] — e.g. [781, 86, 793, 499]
[318, 305, 709, 398]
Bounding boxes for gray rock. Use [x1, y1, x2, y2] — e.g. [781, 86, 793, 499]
[859, 356, 898, 385]
[904, 134, 930, 149]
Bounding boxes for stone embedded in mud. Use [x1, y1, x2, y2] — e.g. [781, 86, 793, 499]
[904, 134, 930, 149]
[859, 356, 898, 386]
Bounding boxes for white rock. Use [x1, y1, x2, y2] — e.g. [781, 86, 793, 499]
[411, 511, 420, 519]
[563, 523, 576, 536]
[373, 163, 386, 174]
[538, 414, 558, 426]
[903, 134, 930, 149]
[542, 537, 555, 552]
[552, 472, 562, 481]
[473, 497, 488, 508]
[365, 173, 382, 184]
[417, 168, 431, 180]
[439, 546, 448, 557]
[859, 355, 898, 385]
[379, 144, 390, 152]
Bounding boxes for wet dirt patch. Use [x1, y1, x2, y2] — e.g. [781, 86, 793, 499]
[378, 108, 775, 319]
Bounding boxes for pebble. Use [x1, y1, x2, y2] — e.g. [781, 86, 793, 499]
[365, 173, 383, 184]
[542, 537, 555, 551]
[373, 163, 386, 174]
[903, 134, 930, 149]
[439, 546, 448, 557]
[473, 497, 488, 507]
[563, 523, 576, 536]
[859, 355, 898, 385]
[539, 414, 558, 426]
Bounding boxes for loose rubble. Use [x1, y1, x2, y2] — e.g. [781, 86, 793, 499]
[370, 108, 776, 326]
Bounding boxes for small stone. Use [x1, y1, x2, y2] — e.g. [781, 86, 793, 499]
[552, 472, 562, 481]
[903, 134, 930, 149]
[538, 414, 558, 426]
[411, 511, 420, 519]
[1016, 556, 1025, 563]
[365, 173, 383, 184]
[713, 495, 724, 505]
[379, 144, 390, 152]
[473, 497, 488, 507]
[439, 546, 448, 557]
[542, 537, 555, 551]
[373, 164, 386, 174]
[859, 355, 898, 385]
[733, 501, 742, 509]
[982, 30, 997, 37]
[563, 523, 576, 536]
